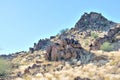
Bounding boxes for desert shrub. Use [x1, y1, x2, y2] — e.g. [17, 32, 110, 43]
[23, 74, 32, 80]
[91, 32, 98, 39]
[85, 40, 89, 46]
[60, 28, 69, 35]
[100, 42, 113, 52]
[0, 58, 12, 77]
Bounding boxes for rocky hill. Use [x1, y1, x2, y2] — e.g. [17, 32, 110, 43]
[1, 12, 120, 80]
[74, 12, 117, 31]
[28, 12, 118, 53]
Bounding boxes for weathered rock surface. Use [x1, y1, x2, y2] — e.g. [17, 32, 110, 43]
[46, 38, 90, 61]
[29, 38, 50, 53]
[91, 24, 120, 50]
[74, 12, 117, 31]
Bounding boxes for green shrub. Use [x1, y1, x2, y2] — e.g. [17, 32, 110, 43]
[60, 28, 69, 35]
[100, 42, 113, 52]
[85, 40, 89, 46]
[0, 58, 12, 77]
[91, 32, 98, 39]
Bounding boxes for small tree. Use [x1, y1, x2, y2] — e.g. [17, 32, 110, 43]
[0, 58, 12, 78]
[100, 42, 113, 52]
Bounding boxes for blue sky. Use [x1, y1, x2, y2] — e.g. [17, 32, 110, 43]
[0, 0, 120, 54]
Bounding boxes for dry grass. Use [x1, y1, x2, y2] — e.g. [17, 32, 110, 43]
[11, 49, 120, 80]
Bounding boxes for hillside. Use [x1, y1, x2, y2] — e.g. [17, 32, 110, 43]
[0, 12, 120, 80]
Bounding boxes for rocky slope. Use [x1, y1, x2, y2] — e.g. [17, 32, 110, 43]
[28, 12, 118, 52]
[91, 24, 120, 50]
[1, 12, 120, 80]
[74, 12, 117, 31]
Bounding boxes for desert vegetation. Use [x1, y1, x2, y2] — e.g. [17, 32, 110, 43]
[100, 42, 113, 52]
[91, 32, 99, 39]
[0, 12, 120, 80]
[0, 58, 12, 78]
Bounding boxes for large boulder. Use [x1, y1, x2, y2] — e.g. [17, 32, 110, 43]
[45, 38, 87, 61]
[51, 45, 59, 61]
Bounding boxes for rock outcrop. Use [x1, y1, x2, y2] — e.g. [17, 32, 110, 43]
[29, 39, 50, 53]
[74, 12, 116, 31]
[28, 12, 117, 53]
[91, 24, 120, 50]
[46, 38, 90, 61]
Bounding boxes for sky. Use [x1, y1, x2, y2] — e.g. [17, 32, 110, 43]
[0, 0, 120, 54]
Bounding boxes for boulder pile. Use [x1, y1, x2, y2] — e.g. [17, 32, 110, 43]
[46, 38, 89, 61]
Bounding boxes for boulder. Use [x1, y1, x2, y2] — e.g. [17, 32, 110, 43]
[74, 76, 91, 80]
[51, 45, 59, 61]
[17, 71, 22, 77]
[29, 48, 34, 53]
[36, 60, 44, 64]
[24, 68, 30, 74]
[45, 38, 87, 61]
